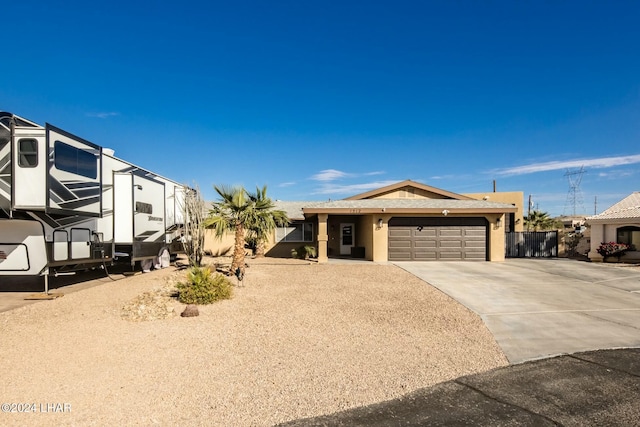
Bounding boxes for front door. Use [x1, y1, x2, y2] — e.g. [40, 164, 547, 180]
[340, 223, 354, 255]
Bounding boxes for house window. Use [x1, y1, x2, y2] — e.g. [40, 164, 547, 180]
[276, 222, 314, 242]
[54, 141, 97, 179]
[617, 226, 640, 250]
[18, 139, 38, 167]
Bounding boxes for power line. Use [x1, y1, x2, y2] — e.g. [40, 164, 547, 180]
[562, 166, 586, 216]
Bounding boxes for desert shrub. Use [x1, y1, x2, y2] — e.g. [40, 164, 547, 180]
[565, 233, 583, 256]
[176, 266, 233, 304]
[292, 245, 317, 259]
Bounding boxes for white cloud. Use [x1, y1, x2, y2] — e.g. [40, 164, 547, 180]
[312, 180, 399, 195]
[493, 154, 640, 176]
[86, 112, 119, 119]
[310, 169, 351, 182]
[278, 181, 296, 187]
[310, 169, 386, 182]
[597, 169, 636, 179]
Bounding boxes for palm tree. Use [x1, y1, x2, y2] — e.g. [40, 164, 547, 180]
[245, 186, 289, 258]
[524, 210, 556, 231]
[206, 185, 288, 276]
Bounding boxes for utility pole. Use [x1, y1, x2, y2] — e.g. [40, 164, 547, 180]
[527, 194, 532, 231]
[594, 196, 597, 215]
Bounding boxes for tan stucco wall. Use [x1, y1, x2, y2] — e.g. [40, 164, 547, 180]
[203, 230, 235, 256]
[266, 242, 300, 258]
[317, 214, 328, 263]
[370, 188, 449, 200]
[487, 213, 506, 261]
[205, 223, 323, 260]
[465, 191, 524, 232]
[360, 215, 375, 261]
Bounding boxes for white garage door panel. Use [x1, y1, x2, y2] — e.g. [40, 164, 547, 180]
[414, 251, 437, 260]
[440, 240, 463, 248]
[440, 229, 463, 237]
[389, 229, 412, 238]
[415, 240, 437, 248]
[389, 240, 412, 249]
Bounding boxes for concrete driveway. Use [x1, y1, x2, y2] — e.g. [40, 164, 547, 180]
[394, 258, 640, 364]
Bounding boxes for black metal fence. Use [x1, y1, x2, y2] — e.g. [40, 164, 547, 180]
[505, 231, 558, 258]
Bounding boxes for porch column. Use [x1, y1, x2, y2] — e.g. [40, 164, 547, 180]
[372, 214, 391, 262]
[489, 214, 506, 262]
[317, 213, 329, 263]
[588, 223, 604, 262]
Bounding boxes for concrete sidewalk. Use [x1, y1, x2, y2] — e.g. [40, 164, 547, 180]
[280, 348, 640, 426]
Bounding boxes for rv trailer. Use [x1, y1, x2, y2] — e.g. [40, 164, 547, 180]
[0, 111, 186, 284]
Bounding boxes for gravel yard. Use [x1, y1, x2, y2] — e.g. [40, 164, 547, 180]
[0, 257, 507, 426]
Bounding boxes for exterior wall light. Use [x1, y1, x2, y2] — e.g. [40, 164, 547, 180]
[377, 218, 383, 228]
[442, 209, 449, 216]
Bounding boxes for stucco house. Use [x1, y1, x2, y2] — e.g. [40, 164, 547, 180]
[205, 180, 523, 263]
[586, 192, 640, 263]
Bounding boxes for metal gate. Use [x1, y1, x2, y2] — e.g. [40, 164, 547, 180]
[505, 231, 558, 258]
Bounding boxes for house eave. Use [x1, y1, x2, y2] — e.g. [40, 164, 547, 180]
[586, 217, 640, 224]
[302, 207, 517, 215]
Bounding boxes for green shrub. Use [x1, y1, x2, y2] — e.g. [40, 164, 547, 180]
[176, 266, 233, 304]
[291, 245, 317, 259]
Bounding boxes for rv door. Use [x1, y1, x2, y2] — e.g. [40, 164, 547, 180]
[11, 130, 47, 210]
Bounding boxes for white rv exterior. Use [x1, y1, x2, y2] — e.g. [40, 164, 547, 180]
[0, 111, 185, 281]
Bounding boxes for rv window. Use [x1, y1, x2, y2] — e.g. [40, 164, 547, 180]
[18, 139, 38, 167]
[54, 141, 97, 179]
[136, 201, 153, 214]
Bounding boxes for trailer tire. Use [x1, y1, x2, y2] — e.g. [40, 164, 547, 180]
[154, 247, 171, 269]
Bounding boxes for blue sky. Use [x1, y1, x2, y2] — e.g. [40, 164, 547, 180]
[2, 1, 639, 217]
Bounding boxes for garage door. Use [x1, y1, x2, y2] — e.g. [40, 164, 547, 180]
[388, 217, 487, 261]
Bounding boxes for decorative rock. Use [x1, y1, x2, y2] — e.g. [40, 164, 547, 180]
[121, 285, 177, 322]
[181, 304, 199, 317]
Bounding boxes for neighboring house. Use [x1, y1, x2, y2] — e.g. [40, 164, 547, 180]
[586, 192, 640, 263]
[205, 180, 523, 263]
[558, 216, 587, 231]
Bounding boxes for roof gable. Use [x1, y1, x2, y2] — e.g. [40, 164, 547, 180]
[345, 180, 473, 201]
[587, 192, 640, 221]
